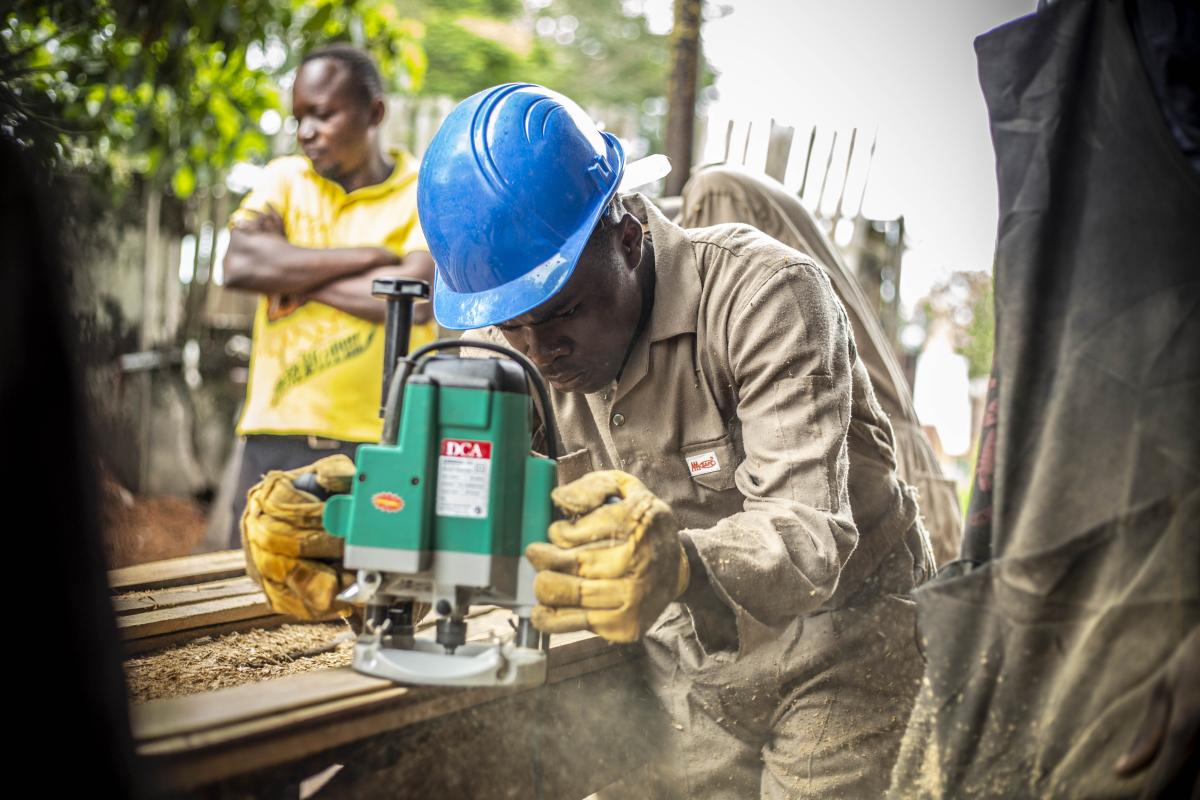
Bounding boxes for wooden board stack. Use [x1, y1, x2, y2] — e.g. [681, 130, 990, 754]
[112, 551, 667, 798]
[111, 551, 283, 654]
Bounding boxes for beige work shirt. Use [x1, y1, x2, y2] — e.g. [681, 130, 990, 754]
[676, 165, 962, 566]
[472, 195, 927, 642]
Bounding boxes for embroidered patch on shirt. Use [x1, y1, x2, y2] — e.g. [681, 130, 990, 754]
[686, 451, 721, 477]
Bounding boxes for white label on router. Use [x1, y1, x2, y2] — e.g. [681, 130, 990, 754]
[686, 451, 720, 477]
[437, 438, 492, 519]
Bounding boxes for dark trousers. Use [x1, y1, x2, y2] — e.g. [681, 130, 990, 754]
[228, 434, 362, 548]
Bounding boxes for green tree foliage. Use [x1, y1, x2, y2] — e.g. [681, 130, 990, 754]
[393, 0, 529, 100]
[529, 0, 671, 112]
[960, 278, 994, 379]
[523, 0, 717, 153]
[916, 270, 995, 379]
[4, 0, 713, 194]
[1, 0, 425, 196]
[396, 0, 710, 153]
[418, 15, 530, 98]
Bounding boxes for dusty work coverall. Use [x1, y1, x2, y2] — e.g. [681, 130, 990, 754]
[675, 165, 963, 566]
[477, 196, 935, 797]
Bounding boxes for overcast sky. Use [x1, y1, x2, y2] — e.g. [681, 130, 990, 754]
[642, 0, 1036, 308]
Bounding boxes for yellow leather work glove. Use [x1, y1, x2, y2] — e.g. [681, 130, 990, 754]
[241, 455, 356, 620]
[525, 470, 690, 643]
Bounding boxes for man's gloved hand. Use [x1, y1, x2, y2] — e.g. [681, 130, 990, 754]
[525, 470, 690, 643]
[241, 455, 355, 620]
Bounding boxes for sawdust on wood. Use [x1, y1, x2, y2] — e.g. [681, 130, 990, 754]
[124, 622, 354, 703]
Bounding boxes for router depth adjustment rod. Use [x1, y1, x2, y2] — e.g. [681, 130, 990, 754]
[372, 277, 431, 419]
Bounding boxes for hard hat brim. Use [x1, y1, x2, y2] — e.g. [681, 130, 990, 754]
[432, 133, 625, 331]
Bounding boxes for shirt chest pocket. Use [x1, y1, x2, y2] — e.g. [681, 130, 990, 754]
[554, 448, 594, 486]
[680, 434, 738, 492]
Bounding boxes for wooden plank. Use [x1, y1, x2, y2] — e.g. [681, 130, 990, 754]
[815, 129, 840, 210]
[301, 660, 663, 800]
[122, 615, 289, 657]
[135, 639, 643, 793]
[133, 628, 614, 745]
[134, 668, 394, 742]
[141, 657, 660, 797]
[136, 640, 629, 759]
[797, 125, 818, 197]
[132, 611, 603, 743]
[764, 119, 795, 182]
[109, 550, 245, 593]
[832, 127, 859, 220]
[112, 576, 260, 615]
[140, 683, 466, 757]
[118, 592, 273, 640]
[113, 551, 657, 797]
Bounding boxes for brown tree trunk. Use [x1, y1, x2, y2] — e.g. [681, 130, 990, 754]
[664, 0, 702, 196]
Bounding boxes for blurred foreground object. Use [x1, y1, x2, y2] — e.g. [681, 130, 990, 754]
[888, 0, 1199, 795]
[0, 137, 143, 792]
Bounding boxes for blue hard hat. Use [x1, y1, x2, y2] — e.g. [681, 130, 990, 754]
[418, 83, 626, 330]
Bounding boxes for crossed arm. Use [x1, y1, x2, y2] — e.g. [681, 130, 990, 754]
[222, 208, 435, 324]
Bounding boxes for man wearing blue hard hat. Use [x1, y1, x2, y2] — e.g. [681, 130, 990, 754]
[420, 83, 936, 798]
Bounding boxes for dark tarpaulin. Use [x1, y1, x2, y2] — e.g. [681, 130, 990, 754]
[889, 0, 1199, 796]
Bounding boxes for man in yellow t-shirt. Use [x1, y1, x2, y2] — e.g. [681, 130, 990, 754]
[222, 44, 435, 546]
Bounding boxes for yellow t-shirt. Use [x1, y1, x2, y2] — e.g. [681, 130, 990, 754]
[232, 151, 436, 442]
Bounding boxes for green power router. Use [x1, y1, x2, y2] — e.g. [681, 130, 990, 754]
[321, 278, 558, 687]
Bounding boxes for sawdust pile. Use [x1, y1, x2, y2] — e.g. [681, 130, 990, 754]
[125, 622, 354, 703]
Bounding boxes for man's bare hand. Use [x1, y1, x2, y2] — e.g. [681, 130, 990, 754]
[304, 264, 408, 324]
[223, 209, 431, 321]
[235, 207, 286, 237]
[235, 209, 299, 318]
[360, 264, 431, 321]
[1115, 627, 1200, 798]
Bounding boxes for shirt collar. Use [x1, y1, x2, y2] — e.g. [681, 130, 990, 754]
[623, 193, 702, 343]
[303, 148, 415, 201]
[607, 194, 703, 403]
